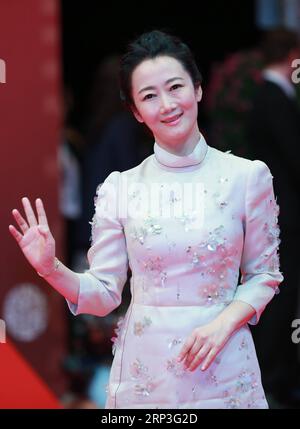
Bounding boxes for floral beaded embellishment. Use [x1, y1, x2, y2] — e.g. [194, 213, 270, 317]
[190, 225, 238, 305]
[166, 357, 187, 378]
[130, 215, 163, 245]
[129, 358, 156, 398]
[175, 213, 198, 232]
[200, 283, 229, 305]
[140, 256, 168, 287]
[214, 176, 230, 210]
[206, 370, 219, 387]
[200, 225, 226, 252]
[134, 316, 152, 336]
[222, 369, 259, 408]
[239, 338, 248, 351]
[89, 182, 107, 245]
[264, 198, 281, 271]
[186, 246, 205, 267]
[236, 370, 258, 394]
[130, 358, 149, 380]
[167, 337, 182, 350]
[111, 316, 125, 356]
[223, 392, 241, 409]
[238, 337, 252, 360]
[256, 198, 281, 275]
[134, 381, 155, 397]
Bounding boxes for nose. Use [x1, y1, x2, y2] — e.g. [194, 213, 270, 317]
[159, 93, 176, 114]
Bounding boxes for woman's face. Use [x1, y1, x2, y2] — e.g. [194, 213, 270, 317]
[131, 55, 202, 149]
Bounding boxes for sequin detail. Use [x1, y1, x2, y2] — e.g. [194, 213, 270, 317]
[175, 213, 197, 232]
[222, 369, 259, 408]
[141, 256, 168, 286]
[89, 182, 109, 245]
[134, 317, 152, 336]
[130, 358, 156, 397]
[111, 316, 125, 356]
[167, 337, 182, 349]
[182, 225, 239, 305]
[186, 246, 204, 267]
[206, 370, 219, 387]
[166, 358, 187, 378]
[134, 381, 155, 397]
[223, 393, 241, 409]
[236, 370, 258, 394]
[200, 283, 229, 305]
[89, 184, 104, 244]
[258, 198, 281, 274]
[130, 215, 163, 245]
[130, 358, 149, 380]
[238, 338, 249, 352]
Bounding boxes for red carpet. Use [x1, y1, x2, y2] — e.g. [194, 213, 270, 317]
[0, 340, 61, 408]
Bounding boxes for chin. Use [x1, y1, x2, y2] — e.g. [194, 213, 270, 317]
[166, 127, 192, 142]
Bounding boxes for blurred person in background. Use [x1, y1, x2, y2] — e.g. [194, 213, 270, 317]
[205, 47, 264, 158]
[247, 28, 300, 407]
[59, 87, 85, 270]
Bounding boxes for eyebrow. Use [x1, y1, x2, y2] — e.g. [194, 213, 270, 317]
[138, 77, 184, 94]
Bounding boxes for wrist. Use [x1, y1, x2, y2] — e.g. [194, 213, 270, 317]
[37, 257, 60, 278]
[213, 312, 237, 335]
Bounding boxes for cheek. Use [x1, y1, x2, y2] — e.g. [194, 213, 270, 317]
[139, 104, 160, 125]
[182, 98, 199, 124]
[181, 92, 198, 110]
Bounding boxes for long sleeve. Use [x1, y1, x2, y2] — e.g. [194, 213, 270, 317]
[66, 171, 129, 317]
[233, 160, 283, 325]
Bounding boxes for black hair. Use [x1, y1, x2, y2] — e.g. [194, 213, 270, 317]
[119, 30, 202, 108]
[261, 28, 300, 65]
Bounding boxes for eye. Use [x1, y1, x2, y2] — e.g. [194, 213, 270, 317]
[170, 84, 183, 91]
[143, 93, 156, 101]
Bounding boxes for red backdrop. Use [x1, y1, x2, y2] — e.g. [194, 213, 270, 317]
[0, 0, 68, 406]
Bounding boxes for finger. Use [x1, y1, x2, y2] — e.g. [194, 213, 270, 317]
[12, 209, 29, 234]
[187, 344, 211, 371]
[37, 224, 50, 238]
[200, 348, 218, 371]
[177, 335, 196, 362]
[190, 338, 203, 357]
[22, 197, 38, 227]
[35, 198, 49, 227]
[8, 224, 24, 244]
[184, 339, 203, 367]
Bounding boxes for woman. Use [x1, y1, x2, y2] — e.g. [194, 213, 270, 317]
[9, 30, 283, 409]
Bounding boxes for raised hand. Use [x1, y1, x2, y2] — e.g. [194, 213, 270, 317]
[9, 197, 56, 276]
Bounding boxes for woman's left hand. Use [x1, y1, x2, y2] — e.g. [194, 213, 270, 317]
[177, 319, 233, 372]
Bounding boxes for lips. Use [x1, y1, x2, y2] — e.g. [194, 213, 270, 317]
[161, 112, 183, 123]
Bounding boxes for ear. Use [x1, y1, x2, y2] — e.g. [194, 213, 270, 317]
[195, 85, 203, 102]
[132, 107, 144, 123]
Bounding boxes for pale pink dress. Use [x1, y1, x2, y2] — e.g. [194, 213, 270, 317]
[67, 135, 282, 408]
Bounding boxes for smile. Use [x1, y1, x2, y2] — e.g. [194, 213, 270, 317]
[161, 112, 183, 125]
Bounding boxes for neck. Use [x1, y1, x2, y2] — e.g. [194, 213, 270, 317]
[153, 133, 208, 168]
[154, 128, 201, 156]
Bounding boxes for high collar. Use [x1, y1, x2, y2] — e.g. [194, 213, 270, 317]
[153, 134, 208, 168]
